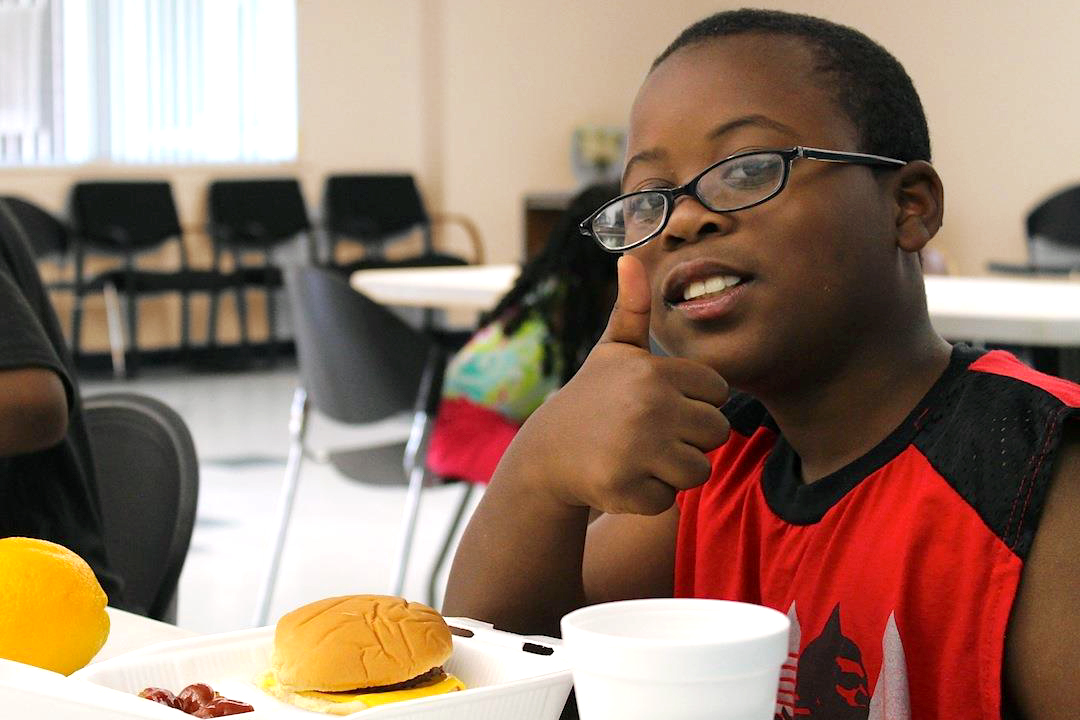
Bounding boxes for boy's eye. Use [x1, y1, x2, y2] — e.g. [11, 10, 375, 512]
[717, 154, 782, 189]
[625, 193, 666, 224]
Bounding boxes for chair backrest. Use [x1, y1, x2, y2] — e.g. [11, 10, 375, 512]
[323, 174, 430, 250]
[82, 392, 198, 623]
[285, 263, 434, 425]
[208, 178, 311, 248]
[0, 196, 69, 259]
[1026, 185, 1080, 269]
[70, 181, 183, 253]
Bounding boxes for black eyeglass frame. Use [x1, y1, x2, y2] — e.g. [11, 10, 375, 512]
[578, 145, 907, 253]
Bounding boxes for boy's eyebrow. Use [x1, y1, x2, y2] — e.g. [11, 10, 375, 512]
[622, 148, 668, 185]
[622, 114, 798, 185]
[706, 114, 798, 142]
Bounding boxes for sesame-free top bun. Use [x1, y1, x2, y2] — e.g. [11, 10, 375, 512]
[272, 595, 453, 692]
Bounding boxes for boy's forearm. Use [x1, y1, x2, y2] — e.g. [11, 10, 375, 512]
[0, 368, 68, 457]
[442, 446, 591, 638]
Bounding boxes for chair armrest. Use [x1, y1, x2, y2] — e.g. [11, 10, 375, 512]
[430, 211, 485, 264]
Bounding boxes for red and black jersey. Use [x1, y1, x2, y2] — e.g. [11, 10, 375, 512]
[674, 344, 1080, 720]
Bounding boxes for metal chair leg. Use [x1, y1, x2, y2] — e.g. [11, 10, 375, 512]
[235, 284, 250, 349]
[390, 457, 426, 597]
[265, 284, 278, 366]
[427, 482, 477, 609]
[125, 288, 140, 377]
[179, 290, 192, 363]
[103, 281, 127, 379]
[207, 288, 220, 347]
[253, 387, 309, 627]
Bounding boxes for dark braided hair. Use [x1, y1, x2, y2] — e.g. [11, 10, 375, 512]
[480, 182, 619, 384]
[653, 9, 931, 163]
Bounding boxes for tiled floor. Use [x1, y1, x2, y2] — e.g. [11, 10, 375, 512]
[81, 362, 483, 635]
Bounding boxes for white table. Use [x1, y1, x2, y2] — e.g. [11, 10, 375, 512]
[351, 265, 1080, 347]
[91, 608, 198, 664]
[351, 263, 520, 312]
[923, 275, 1080, 346]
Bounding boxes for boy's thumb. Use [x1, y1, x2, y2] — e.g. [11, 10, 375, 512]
[600, 254, 652, 349]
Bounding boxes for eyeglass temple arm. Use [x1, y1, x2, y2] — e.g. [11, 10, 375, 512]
[799, 146, 907, 167]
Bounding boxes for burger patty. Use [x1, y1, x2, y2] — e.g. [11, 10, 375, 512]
[331, 666, 447, 695]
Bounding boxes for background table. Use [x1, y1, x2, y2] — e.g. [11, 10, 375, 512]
[351, 264, 519, 312]
[923, 275, 1080, 346]
[352, 265, 1080, 348]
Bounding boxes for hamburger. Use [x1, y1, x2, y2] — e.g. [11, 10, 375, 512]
[257, 595, 466, 714]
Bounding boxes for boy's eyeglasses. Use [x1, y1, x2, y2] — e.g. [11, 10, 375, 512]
[578, 146, 906, 252]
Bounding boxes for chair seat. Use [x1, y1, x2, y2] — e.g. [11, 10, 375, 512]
[82, 268, 237, 293]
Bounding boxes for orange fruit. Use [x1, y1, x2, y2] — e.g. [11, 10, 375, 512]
[0, 536, 110, 675]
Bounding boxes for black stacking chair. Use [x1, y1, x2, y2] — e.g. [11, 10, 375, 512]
[321, 174, 484, 275]
[989, 184, 1080, 276]
[0, 197, 76, 341]
[0, 196, 71, 269]
[69, 181, 231, 377]
[207, 178, 313, 364]
[83, 392, 199, 624]
[986, 184, 1080, 375]
[253, 264, 465, 626]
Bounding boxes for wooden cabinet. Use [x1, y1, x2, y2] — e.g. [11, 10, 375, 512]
[523, 191, 574, 260]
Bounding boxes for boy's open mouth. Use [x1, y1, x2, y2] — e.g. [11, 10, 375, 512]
[663, 262, 753, 307]
[679, 274, 748, 302]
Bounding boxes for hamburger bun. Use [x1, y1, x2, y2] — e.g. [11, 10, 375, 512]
[258, 595, 464, 714]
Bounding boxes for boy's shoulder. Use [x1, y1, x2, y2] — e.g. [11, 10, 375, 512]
[926, 344, 1080, 431]
[916, 344, 1080, 559]
[956, 345, 1080, 406]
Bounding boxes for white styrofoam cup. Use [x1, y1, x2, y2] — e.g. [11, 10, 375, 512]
[561, 598, 790, 720]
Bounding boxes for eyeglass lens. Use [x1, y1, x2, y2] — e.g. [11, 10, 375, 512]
[590, 151, 787, 250]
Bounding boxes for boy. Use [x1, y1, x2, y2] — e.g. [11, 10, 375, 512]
[0, 198, 121, 601]
[443, 9, 1078, 720]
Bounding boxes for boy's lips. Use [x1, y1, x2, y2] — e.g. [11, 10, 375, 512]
[671, 280, 752, 321]
[660, 258, 754, 322]
[662, 258, 754, 314]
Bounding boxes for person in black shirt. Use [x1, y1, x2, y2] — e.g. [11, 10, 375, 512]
[0, 197, 122, 602]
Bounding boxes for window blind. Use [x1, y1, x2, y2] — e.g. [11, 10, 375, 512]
[0, 0, 297, 166]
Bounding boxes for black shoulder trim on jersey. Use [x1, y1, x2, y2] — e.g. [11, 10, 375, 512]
[722, 392, 776, 437]
[913, 357, 1078, 559]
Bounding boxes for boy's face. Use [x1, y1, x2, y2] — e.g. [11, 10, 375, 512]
[626, 35, 903, 391]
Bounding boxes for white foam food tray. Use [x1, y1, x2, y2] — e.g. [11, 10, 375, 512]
[2, 617, 571, 720]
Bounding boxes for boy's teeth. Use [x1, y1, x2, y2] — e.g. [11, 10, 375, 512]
[683, 274, 741, 300]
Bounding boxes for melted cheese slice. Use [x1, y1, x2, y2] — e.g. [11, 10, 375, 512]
[258, 670, 466, 709]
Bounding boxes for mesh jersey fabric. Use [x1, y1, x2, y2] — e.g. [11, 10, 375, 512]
[674, 344, 1080, 720]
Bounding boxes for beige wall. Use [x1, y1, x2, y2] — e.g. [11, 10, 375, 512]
[3, 0, 1079, 329]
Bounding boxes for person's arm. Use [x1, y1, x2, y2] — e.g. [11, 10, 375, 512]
[0, 366, 68, 457]
[1003, 420, 1080, 718]
[443, 256, 728, 636]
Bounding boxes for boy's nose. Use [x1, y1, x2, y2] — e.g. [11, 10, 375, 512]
[659, 195, 733, 250]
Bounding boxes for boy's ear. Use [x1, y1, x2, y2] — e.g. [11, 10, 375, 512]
[891, 160, 944, 253]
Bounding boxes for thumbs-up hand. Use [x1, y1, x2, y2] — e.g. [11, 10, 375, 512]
[509, 254, 730, 516]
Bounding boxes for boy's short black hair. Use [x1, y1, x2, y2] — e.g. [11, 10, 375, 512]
[653, 8, 931, 162]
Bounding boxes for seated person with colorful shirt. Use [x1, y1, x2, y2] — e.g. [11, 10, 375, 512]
[426, 183, 619, 484]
